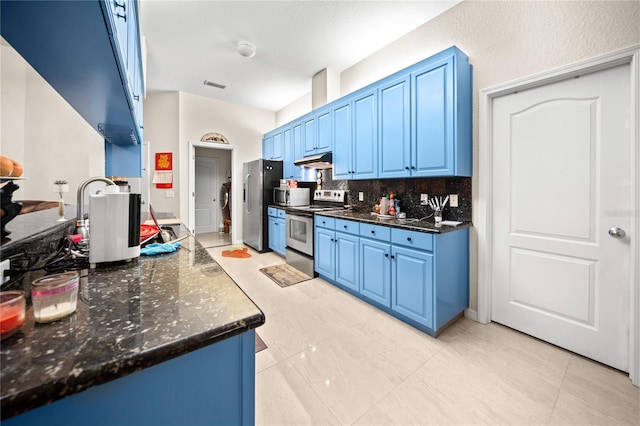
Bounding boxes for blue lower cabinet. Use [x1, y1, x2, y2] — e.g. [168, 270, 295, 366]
[316, 217, 469, 336]
[335, 232, 359, 292]
[268, 208, 286, 256]
[391, 246, 434, 328]
[315, 227, 336, 279]
[359, 238, 391, 307]
[4, 331, 257, 426]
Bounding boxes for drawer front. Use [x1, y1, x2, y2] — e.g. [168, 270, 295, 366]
[391, 228, 433, 251]
[277, 209, 286, 219]
[335, 219, 359, 235]
[315, 216, 335, 229]
[267, 207, 278, 218]
[359, 223, 391, 242]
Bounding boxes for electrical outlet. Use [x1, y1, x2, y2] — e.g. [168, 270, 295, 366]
[358, 192, 364, 202]
[450, 194, 459, 207]
[1, 259, 10, 284]
[420, 193, 429, 205]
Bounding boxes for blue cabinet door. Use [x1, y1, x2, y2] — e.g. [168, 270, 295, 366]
[411, 57, 454, 177]
[332, 101, 352, 180]
[316, 109, 332, 153]
[292, 123, 304, 179]
[314, 228, 335, 280]
[262, 135, 273, 159]
[277, 218, 286, 255]
[268, 216, 278, 252]
[379, 76, 411, 178]
[391, 246, 433, 328]
[335, 232, 359, 292]
[303, 117, 316, 155]
[283, 127, 295, 179]
[360, 238, 391, 307]
[352, 90, 377, 179]
[272, 132, 284, 161]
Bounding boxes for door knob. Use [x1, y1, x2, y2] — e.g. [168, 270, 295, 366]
[608, 227, 626, 238]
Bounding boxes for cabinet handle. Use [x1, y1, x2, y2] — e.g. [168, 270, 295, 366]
[411, 166, 416, 170]
[322, 221, 326, 225]
[405, 166, 410, 170]
[384, 253, 389, 258]
[344, 225, 347, 229]
[114, 1, 126, 10]
[407, 237, 412, 242]
[371, 230, 375, 235]
[116, 12, 127, 21]
[391, 255, 395, 260]
[134, 94, 140, 101]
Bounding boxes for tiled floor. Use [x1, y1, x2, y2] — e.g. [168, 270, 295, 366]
[207, 245, 640, 425]
[195, 231, 232, 248]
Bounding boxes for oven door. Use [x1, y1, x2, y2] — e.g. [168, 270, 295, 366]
[285, 213, 313, 256]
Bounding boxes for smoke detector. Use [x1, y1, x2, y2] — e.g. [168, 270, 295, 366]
[237, 41, 256, 58]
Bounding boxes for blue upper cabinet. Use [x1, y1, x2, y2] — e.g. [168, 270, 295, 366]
[263, 131, 283, 162]
[378, 75, 411, 178]
[264, 46, 472, 180]
[332, 101, 352, 180]
[411, 50, 471, 177]
[303, 108, 332, 156]
[1, 0, 145, 177]
[316, 108, 332, 153]
[352, 90, 377, 179]
[332, 89, 377, 180]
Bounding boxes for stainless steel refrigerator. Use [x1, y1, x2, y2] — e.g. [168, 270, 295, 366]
[242, 159, 283, 252]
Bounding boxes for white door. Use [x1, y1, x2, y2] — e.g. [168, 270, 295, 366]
[195, 156, 219, 234]
[491, 64, 631, 371]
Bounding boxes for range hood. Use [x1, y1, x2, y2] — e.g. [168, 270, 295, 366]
[293, 152, 333, 169]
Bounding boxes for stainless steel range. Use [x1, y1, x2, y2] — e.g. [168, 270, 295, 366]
[285, 190, 348, 277]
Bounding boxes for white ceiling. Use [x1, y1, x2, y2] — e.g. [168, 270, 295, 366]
[140, 0, 461, 112]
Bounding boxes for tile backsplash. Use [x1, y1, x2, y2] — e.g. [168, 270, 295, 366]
[315, 170, 472, 222]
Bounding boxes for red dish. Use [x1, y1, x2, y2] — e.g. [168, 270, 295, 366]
[1, 291, 25, 340]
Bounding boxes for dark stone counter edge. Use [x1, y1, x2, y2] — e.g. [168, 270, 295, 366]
[0, 312, 265, 420]
[314, 210, 473, 234]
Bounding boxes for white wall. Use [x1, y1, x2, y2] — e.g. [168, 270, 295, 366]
[1, 41, 105, 203]
[144, 92, 275, 241]
[142, 92, 180, 215]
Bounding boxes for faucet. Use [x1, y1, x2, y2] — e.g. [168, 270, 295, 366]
[76, 177, 116, 240]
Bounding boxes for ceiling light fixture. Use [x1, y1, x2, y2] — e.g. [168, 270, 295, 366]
[203, 80, 226, 89]
[237, 41, 256, 58]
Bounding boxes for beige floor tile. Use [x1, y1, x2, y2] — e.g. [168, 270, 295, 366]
[288, 334, 399, 425]
[195, 231, 232, 248]
[255, 360, 341, 425]
[550, 356, 640, 425]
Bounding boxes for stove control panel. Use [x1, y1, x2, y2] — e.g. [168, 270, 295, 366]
[314, 190, 348, 203]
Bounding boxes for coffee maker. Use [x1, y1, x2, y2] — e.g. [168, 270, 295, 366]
[89, 185, 141, 264]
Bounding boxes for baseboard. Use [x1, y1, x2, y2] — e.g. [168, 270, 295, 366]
[464, 308, 478, 322]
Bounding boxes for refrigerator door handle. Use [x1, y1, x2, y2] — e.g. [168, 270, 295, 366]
[244, 174, 251, 213]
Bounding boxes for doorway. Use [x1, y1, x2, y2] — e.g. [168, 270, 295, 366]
[190, 143, 234, 248]
[478, 47, 639, 385]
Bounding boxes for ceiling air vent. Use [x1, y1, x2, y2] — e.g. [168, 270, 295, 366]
[203, 80, 226, 89]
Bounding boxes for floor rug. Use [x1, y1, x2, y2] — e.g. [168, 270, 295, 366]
[259, 263, 312, 288]
[255, 333, 267, 353]
[221, 247, 252, 258]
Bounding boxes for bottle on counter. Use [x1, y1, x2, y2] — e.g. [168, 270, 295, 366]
[388, 193, 396, 215]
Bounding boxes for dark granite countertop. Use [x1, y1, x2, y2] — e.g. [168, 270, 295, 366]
[316, 210, 472, 234]
[0, 230, 264, 420]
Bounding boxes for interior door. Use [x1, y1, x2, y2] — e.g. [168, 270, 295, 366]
[194, 156, 219, 234]
[491, 64, 631, 371]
